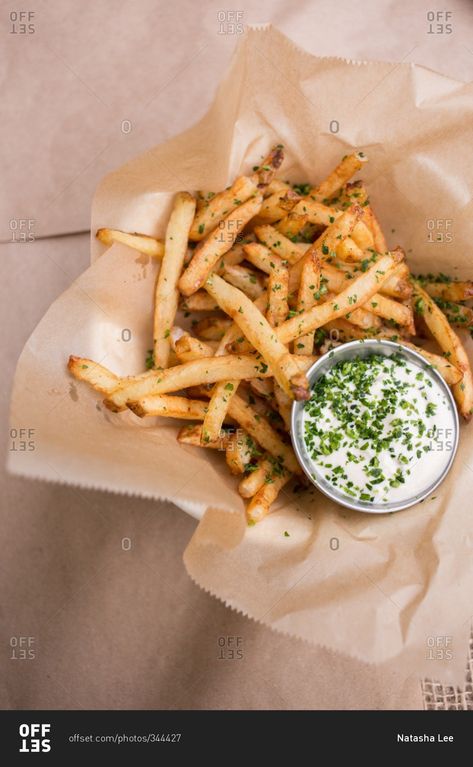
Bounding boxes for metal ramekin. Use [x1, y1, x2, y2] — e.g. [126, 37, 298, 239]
[291, 339, 459, 514]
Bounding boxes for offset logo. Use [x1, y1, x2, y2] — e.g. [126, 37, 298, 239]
[19, 724, 51, 753]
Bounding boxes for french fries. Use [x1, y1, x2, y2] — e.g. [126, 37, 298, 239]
[178, 194, 263, 295]
[96, 228, 164, 258]
[412, 282, 473, 419]
[153, 192, 196, 368]
[205, 273, 309, 399]
[71, 145, 473, 524]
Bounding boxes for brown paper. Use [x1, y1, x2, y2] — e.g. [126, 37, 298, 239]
[9, 26, 473, 683]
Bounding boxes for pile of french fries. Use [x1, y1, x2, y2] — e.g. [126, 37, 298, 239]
[69, 146, 473, 524]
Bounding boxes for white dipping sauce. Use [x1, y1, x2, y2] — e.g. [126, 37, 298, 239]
[302, 351, 456, 505]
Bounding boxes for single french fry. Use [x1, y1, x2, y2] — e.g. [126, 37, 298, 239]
[67, 357, 119, 394]
[238, 456, 272, 498]
[129, 394, 209, 420]
[336, 237, 365, 262]
[96, 228, 164, 258]
[263, 179, 291, 197]
[99, 355, 275, 412]
[201, 379, 240, 444]
[254, 188, 301, 224]
[189, 176, 259, 241]
[413, 282, 473, 419]
[180, 291, 220, 312]
[254, 225, 307, 265]
[278, 253, 398, 343]
[351, 220, 374, 250]
[430, 299, 473, 328]
[223, 264, 265, 300]
[252, 144, 285, 186]
[225, 428, 253, 474]
[174, 335, 215, 363]
[179, 194, 263, 295]
[153, 192, 196, 368]
[367, 293, 415, 332]
[367, 207, 388, 253]
[243, 242, 285, 274]
[177, 424, 227, 450]
[312, 152, 368, 202]
[422, 281, 473, 302]
[267, 262, 289, 328]
[246, 467, 291, 523]
[273, 382, 292, 430]
[227, 393, 300, 473]
[294, 250, 322, 354]
[205, 273, 309, 399]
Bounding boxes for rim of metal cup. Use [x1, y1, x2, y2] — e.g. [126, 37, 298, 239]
[291, 339, 460, 514]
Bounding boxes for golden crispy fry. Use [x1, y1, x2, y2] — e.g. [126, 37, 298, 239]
[351, 220, 374, 250]
[266, 261, 289, 328]
[223, 264, 265, 299]
[238, 456, 272, 498]
[367, 293, 415, 332]
[179, 194, 263, 295]
[273, 382, 292, 430]
[201, 379, 239, 444]
[312, 152, 368, 202]
[177, 423, 227, 450]
[67, 357, 119, 394]
[254, 225, 307, 265]
[153, 192, 196, 368]
[254, 188, 301, 224]
[98, 355, 275, 412]
[413, 282, 473, 418]
[180, 291, 220, 312]
[253, 144, 285, 186]
[246, 467, 291, 523]
[422, 281, 473, 302]
[129, 394, 209, 420]
[174, 335, 215, 363]
[430, 300, 473, 328]
[205, 273, 309, 399]
[96, 228, 164, 258]
[225, 428, 253, 474]
[278, 253, 398, 343]
[189, 176, 258, 241]
[336, 237, 365, 262]
[294, 250, 322, 355]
